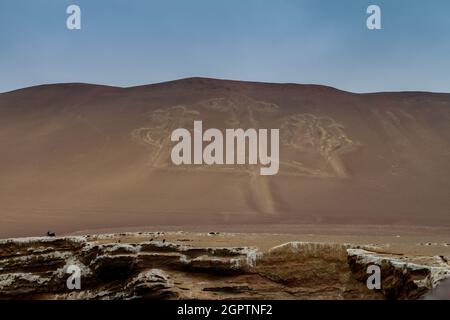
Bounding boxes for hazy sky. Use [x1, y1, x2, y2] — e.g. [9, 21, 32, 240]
[1, 0, 450, 93]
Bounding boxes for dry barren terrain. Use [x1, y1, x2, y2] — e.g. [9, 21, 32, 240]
[0, 78, 449, 237]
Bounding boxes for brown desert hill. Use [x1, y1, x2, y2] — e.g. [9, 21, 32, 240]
[0, 77, 449, 237]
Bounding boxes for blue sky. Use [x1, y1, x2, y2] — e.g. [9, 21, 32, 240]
[1, 0, 450, 93]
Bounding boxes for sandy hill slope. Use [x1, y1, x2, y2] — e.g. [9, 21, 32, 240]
[0, 78, 449, 237]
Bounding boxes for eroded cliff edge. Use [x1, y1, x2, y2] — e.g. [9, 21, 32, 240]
[1, 233, 449, 300]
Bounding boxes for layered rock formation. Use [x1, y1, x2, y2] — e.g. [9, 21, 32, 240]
[1, 233, 449, 300]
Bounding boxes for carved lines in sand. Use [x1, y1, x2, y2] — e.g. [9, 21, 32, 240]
[131, 96, 357, 178]
[280, 113, 357, 178]
[131, 106, 199, 168]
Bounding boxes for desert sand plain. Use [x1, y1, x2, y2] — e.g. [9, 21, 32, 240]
[0, 78, 449, 238]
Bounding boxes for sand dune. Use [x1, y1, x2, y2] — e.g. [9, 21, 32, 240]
[0, 78, 449, 237]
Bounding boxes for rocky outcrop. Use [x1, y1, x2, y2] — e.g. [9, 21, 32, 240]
[347, 248, 450, 300]
[0, 234, 449, 300]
